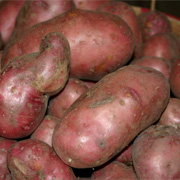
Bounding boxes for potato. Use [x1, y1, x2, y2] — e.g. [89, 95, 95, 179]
[170, 58, 180, 98]
[158, 98, 180, 129]
[73, 0, 111, 10]
[2, 9, 135, 81]
[0, 137, 17, 180]
[52, 65, 170, 168]
[138, 10, 172, 42]
[0, 0, 25, 45]
[131, 56, 171, 79]
[97, 1, 142, 58]
[7, 139, 76, 180]
[92, 161, 138, 180]
[8, 0, 75, 43]
[0, 32, 70, 139]
[48, 78, 89, 119]
[132, 125, 180, 180]
[141, 32, 180, 66]
[31, 115, 60, 146]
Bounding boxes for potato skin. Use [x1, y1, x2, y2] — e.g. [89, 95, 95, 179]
[0, 137, 17, 180]
[132, 125, 180, 180]
[92, 161, 138, 180]
[48, 78, 89, 119]
[2, 9, 135, 81]
[52, 65, 170, 168]
[97, 1, 142, 58]
[7, 139, 76, 180]
[0, 32, 70, 139]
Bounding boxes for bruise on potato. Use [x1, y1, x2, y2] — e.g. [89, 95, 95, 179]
[2, 9, 135, 81]
[0, 32, 70, 139]
[52, 65, 170, 168]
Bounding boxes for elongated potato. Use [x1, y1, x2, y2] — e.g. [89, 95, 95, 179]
[2, 9, 135, 81]
[0, 32, 70, 139]
[52, 65, 170, 168]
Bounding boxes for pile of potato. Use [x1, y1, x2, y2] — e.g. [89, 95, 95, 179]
[0, 0, 180, 179]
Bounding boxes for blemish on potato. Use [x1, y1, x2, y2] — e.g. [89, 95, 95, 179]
[119, 99, 125, 106]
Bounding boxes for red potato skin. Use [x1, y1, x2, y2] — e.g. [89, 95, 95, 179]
[170, 58, 180, 98]
[0, 0, 25, 45]
[0, 137, 17, 180]
[96, 1, 142, 58]
[8, 0, 75, 43]
[131, 56, 171, 79]
[138, 10, 172, 43]
[132, 125, 180, 180]
[7, 139, 76, 180]
[73, 0, 111, 10]
[158, 98, 180, 129]
[92, 161, 137, 180]
[48, 78, 89, 119]
[141, 32, 180, 66]
[52, 65, 170, 168]
[31, 115, 60, 146]
[0, 32, 70, 139]
[2, 9, 135, 81]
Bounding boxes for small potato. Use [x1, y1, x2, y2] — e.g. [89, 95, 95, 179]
[141, 32, 180, 66]
[132, 125, 180, 180]
[131, 56, 171, 79]
[170, 58, 180, 98]
[158, 98, 180, 129]
[52, 65, 170, 168]
[2, 9, 135, 81]
[48, 78, 89, 119]
[138, 10, 172, 42]
[97, 1, 142, 58]
[7, 139, 76, 180]
[0, 137, 17, 180]
[92, 161, 138, 180]
[31, 115, 60, 146]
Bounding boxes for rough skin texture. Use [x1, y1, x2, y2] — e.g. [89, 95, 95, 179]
[133, 125, 180, 180]
[52, 65, 170, 168]
[0, 32, 70, 139]
[2, 9, 135, 81]
[7, 139, 76, 180]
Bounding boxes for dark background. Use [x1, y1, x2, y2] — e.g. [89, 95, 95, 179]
[121, 0, 180, 18]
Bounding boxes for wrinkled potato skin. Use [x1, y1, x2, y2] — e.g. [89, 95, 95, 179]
[133, 125, 180, 180]
[48, 78, 89, 119]
[0, 32, 70, 139]
[7, 139, 76, 180]
[92, 161, 138, 180]
[97, 1, 142, 58]
[0, 137, 17, 180]
[2, 9, 135, 81]
[158, 98, 180, 129]
[8, 0, 75, 42]
[52, 65, 170, 168]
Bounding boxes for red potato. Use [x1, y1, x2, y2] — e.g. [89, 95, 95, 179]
[0, 0, 25, 45]
[73, 0, 111, 10]
[138, 10, 172, 43]
[132, 125, 180, 180]
[52, 65, 170, 168]
[0, 137, 17, 180]
[2, 9, 135, 81]
[7, 139, 76, 180]
[141, 32, 180, 66]
[48, 78, 89, 119]
[97, 1, 142, 58]
[0, 32, 70, 139]
[8, 0, 75, 43]
[92, 161, 137, 180]
[131, 56, 171, 79]
[31, 115, 60, 146]
[158, 98, 180, 129]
